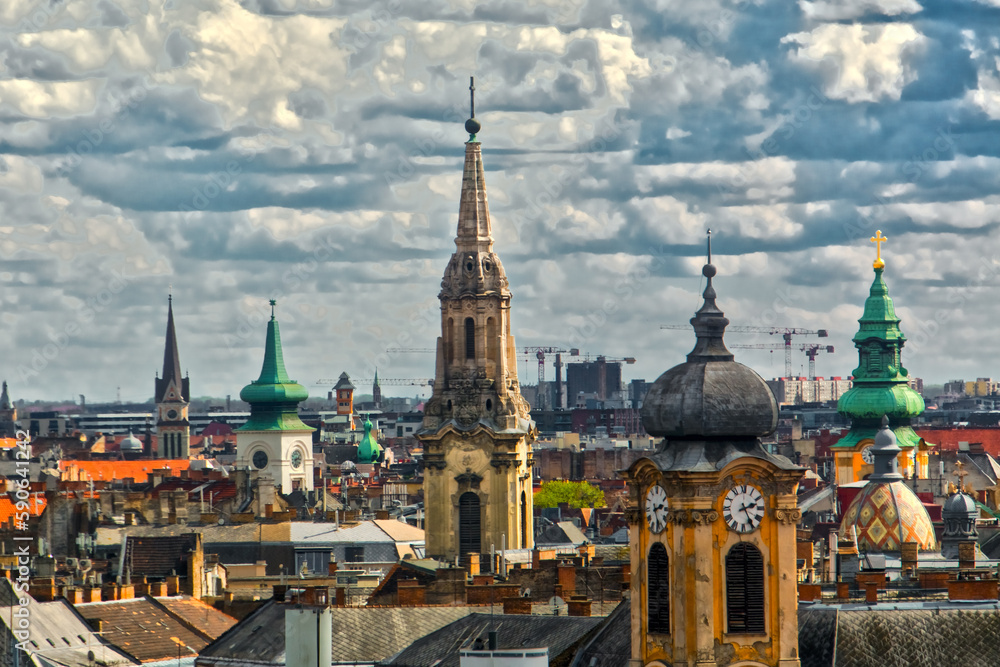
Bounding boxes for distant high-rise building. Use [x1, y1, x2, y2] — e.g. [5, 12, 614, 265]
[567, 358, 623, 403]
[155, 295, 190, 458]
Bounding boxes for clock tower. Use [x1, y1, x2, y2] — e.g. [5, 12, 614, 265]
[155, 294, 190, 459]
[236, 301, 315, 492]
[625, 233, 805, 667]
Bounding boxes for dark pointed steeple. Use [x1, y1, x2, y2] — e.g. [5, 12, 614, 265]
[155, 294, 189, 403]
[0, 382, 10, 410]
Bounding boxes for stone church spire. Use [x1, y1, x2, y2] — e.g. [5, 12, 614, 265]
[418, 79, 536, 560]
[155, 293, 190, 459]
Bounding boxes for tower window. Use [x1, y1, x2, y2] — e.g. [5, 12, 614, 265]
[465, 318, 475, 359]
[459, 492, 481, 555]
[647, 542, 670, 634]
[726, 543, 765, 634]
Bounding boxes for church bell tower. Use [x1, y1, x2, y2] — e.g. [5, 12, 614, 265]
[418, 78, 536, 561]
[625, 233, 804, 667]
[155, 294, 190, 459]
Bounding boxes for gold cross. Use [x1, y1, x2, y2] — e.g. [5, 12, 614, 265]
[870, 230, 887, 269]
[954, 460, 968, 483]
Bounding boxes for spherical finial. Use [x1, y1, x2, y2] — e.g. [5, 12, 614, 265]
[703, 263, 717, 278]
[465, 117, 481, 135]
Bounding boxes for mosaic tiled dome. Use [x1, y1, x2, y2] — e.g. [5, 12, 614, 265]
[841, 480, 936, 552]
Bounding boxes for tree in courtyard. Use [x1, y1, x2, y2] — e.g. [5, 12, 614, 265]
[534, 480, 606, 509]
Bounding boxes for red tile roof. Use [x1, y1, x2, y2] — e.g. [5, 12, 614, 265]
[0, 493, 46, 524]
[916, 428, 1000, 457]
[59, 460, 192, 484]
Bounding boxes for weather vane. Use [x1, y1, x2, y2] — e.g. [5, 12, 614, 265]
[870, 229, 887, 269]
[269, 299, 277, 318]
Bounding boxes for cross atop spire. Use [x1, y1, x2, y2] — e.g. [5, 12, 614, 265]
[870, 229, 887, 269]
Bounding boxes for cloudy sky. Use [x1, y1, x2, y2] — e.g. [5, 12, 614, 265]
[2, 0, 999, 404]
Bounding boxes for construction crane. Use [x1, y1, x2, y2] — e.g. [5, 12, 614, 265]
[385, 347, 435, 354]
[660, 325, 828, 378]
[728, 343, 835, 379]
[316, 378, 433, 386]
[521, 347, 580, 384]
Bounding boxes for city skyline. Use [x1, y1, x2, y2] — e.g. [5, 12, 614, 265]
[2, 0, 999, 402]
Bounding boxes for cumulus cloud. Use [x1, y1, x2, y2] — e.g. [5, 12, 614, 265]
[0, 0, 997, 400]
[783, 23, 926, 103]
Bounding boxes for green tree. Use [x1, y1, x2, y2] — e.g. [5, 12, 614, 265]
[534, 480, 606, 509]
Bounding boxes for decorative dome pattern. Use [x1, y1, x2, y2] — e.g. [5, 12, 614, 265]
[841, 480, 936, 552]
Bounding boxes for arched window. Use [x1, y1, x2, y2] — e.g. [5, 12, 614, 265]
[459, 492, 481, 555]
[647, 543, 670, 634]
[465, 318, 476, 359]
[726, 543, 765, 634]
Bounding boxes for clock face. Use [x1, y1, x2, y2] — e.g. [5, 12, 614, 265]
[290, 450, 303, 469]
[860, 445, 874, 464]
[645, 484, 668, 534]
[722, 484, 765, 534]
[252, 450, 268, 469]
[166, 409, 178, 420]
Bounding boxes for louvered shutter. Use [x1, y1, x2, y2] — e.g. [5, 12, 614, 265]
[459, 492, 481, 555]
[727, 543, 765, 634]
[647, 543, 670, 634]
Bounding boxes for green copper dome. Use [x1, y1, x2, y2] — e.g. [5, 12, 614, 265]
[838, 384, 924, 420]
[357, 417, 382, 463]
[834, 262, 928, 449]
[238, 302, 312, 432]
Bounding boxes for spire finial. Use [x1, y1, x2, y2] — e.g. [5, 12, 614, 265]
[870, 229, 887, 270]
[465, 76, 481, 141]
[685, 229, 732, 362]
[269, 299, 277, 320]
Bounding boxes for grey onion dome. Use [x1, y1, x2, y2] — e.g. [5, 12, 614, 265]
[641, 240, 778, 439]
[120, 431, 143, 451]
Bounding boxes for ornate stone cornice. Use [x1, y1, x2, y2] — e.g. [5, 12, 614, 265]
[455, 471, 483, 488]
[668, 509, 720, 525]
[773, 508, 802, 525]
